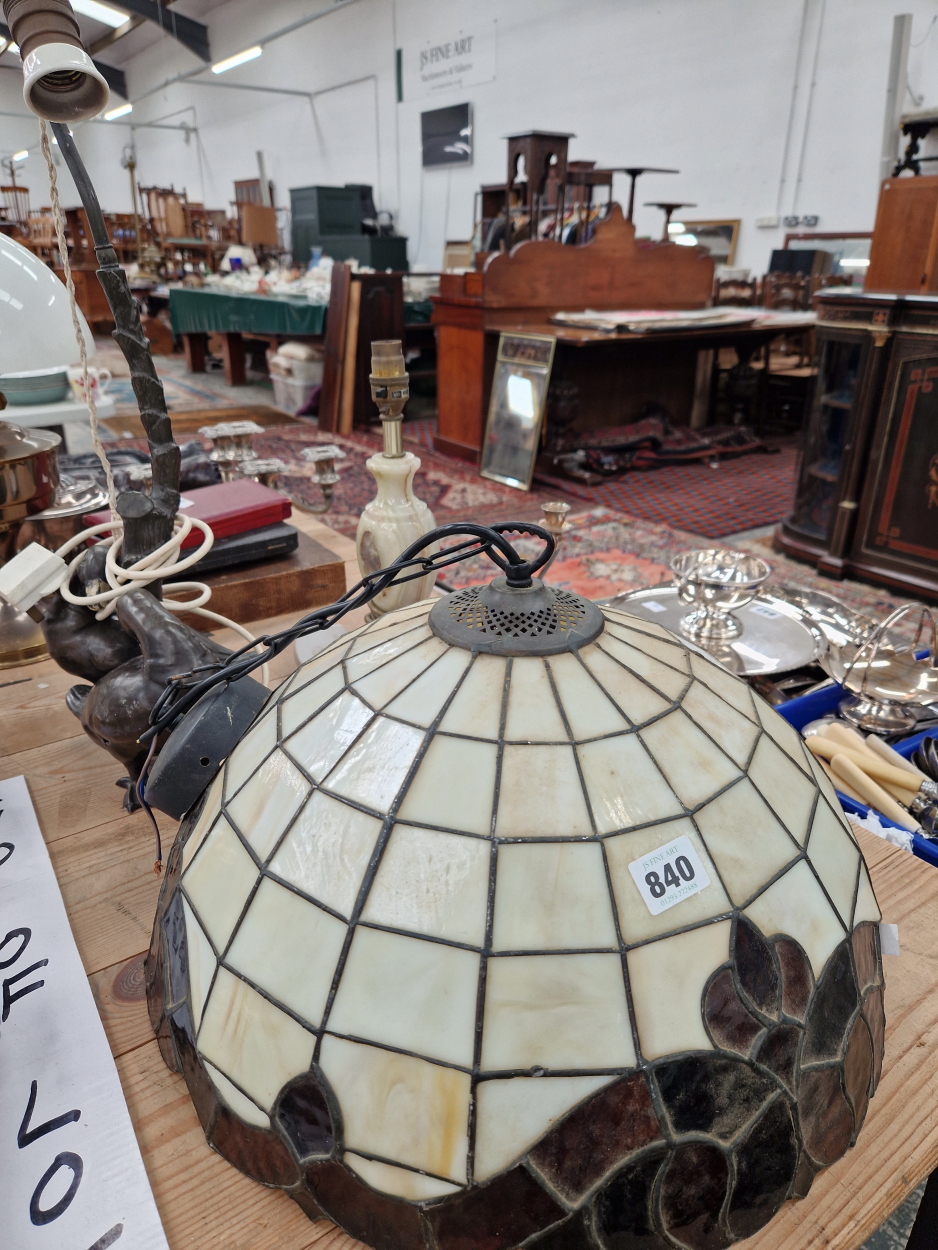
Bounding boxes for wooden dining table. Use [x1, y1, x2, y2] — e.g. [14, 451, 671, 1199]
[2, 515, 938, 1250]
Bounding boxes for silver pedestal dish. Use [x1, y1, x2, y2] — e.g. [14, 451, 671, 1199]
[670, 548, 771, 641]
[600, 585, 825, 676]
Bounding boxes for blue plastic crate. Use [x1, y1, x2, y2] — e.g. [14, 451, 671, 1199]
[775, 682, 938, 867]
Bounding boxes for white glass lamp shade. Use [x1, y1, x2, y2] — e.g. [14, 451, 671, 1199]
[148, 596, 884, 1250]
[0, 234, 94, 375]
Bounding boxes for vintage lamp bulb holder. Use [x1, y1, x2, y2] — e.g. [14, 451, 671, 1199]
[356, 338, 436, 617]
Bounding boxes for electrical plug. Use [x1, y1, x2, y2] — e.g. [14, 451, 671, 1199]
[0, 543, 68, 613]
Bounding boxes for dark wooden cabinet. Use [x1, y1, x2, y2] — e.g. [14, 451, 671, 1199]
[776, 290, 938, 600]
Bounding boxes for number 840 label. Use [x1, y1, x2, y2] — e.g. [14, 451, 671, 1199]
[628, 834, 711, 916]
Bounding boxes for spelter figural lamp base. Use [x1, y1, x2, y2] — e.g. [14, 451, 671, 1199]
[145, 527, 884, 1250]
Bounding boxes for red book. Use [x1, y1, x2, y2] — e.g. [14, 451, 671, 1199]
[83, 480, 293, 549]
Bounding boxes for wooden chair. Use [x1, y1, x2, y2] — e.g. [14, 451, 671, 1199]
[762, 271, 812, 366]
[713, 276, 757, 306]
[762, 271, 809, 311]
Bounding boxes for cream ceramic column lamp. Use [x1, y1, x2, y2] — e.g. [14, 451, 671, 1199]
[356, 340, 436, 616]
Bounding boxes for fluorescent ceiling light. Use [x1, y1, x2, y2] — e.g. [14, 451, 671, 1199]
[839, 258, 870, 268]
[4, 41, 19, 55]
[12, 151, 28, 161]
[212, 45, 262, 74]
[104, 102, 133, 120]
[71, 0, 129, 28]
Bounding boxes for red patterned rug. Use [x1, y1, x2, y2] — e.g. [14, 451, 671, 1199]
[406, 418, 797, 538]
[248, 422, 565, 538]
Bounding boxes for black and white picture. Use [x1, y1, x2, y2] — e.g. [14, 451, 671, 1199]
[421, 103, 473, 167]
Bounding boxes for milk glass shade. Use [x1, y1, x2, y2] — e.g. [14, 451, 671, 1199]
[0, 234, 94, 373]
[147, 591, 884, 1250]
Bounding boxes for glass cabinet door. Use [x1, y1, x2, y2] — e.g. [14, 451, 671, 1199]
[788, 336, 864, 541]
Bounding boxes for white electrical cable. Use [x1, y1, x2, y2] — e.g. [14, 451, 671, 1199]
[37, 122, 270, 686]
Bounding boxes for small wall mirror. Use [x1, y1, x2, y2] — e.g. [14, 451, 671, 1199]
[480, 332, 556, 490]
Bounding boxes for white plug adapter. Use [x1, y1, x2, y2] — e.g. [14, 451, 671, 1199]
[0, 543, 68, 612]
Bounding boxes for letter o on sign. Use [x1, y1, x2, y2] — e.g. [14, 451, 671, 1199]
[30, 1152, 84, 1225]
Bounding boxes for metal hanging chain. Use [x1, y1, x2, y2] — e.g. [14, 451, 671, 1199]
[38, 119, 118, 514]
[141, 521, 556, 745]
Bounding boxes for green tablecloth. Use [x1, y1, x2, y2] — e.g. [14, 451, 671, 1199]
[169, 288, 327, 336]
[169, 287, 433, 336]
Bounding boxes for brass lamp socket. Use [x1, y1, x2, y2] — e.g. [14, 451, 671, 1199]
[370, 340, 409, 460]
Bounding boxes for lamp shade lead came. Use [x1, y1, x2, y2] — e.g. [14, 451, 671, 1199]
[145, 525, 885, 1250]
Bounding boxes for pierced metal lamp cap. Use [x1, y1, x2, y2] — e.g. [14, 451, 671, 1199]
[429, 576, 605, 656]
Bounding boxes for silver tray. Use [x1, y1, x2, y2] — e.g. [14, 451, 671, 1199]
[599, 585, 824, 677]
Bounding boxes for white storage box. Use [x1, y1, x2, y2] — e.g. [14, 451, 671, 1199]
[271, 373, 318, 415]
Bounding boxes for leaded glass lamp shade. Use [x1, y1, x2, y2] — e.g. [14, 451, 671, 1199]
[146, 575, 884, 1250]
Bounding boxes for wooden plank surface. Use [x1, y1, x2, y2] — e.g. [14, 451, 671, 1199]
[2, 509, 937, 1250]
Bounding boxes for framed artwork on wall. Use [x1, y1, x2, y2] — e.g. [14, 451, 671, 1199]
[480, 332, 556, 491]
[671, 218, 740, 266]
[421, 103, 473, 167]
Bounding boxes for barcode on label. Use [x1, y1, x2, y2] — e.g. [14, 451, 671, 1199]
[628, 834, 711, 915]
[643, 600, 667, 613]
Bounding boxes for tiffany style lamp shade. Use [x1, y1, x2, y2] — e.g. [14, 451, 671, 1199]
[146, 573, 884, 1250]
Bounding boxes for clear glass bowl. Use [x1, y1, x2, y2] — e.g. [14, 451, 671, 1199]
[670, 548, 771, 642]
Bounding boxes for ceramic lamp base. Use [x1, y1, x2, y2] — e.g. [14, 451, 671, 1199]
[356, 451, 436, 617]
[0, 601, 48, 668]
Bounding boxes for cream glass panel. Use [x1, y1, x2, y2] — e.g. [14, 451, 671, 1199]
[319, 1036, 471, 1182]
[627, 920, 732, 1059]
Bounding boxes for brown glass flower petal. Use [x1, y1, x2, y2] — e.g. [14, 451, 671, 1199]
[789, 1152, 819, 1200]
[307, 1160, 429, 1250]
[654, 1056, 776, 1143]
[704, 970, 764, 1056]
[290, 1186, 326, 1222]
[844, 1015, 874, 1134]
[798, 1068, 854, 1167]
[162, 891, 189, 1009]
[727, 1097, 798, 1239]
[170, 1005, 217, 1132]
[145, 916, 166, 1034]
[210, 1105, 300, 1187]
[427, 1165, 566, 1250]
[862, 986, 886, 1091]
[774, 937, 812, 1021]
[591, 1149, 669, 1250]
[528, 1074, 663, 1204]
[753, 1025, 800, 1094]
[659, 1142, 731, 1250]
[852, 923, 880, 994]
[734, 917, 780, 1019]
[155, 1012, 178, 1076]
[527, 1212, 600, 1250]
[274, 1071, 335, 1161]
[802, 942, 858, 1064]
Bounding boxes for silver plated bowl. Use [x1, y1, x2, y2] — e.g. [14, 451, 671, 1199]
[670, 548, 771, 641]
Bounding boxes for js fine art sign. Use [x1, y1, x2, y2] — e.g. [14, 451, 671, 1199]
[0, 776, 168, 1250]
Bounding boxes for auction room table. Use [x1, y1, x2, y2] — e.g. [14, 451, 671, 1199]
[2, 516, 938, 1250]
[169, 287, 433, 386]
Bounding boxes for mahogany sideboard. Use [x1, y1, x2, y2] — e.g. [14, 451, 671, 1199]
[776, 289, 938, 601]
[431, 205, 717, 461]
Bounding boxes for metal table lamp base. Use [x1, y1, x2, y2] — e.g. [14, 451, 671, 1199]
[0, 601, 48, 668]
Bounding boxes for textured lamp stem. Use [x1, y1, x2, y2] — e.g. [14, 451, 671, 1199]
[50, 122, 180, 564]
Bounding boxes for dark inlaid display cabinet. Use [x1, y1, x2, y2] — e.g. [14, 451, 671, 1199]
[776, 291, 938, 602]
